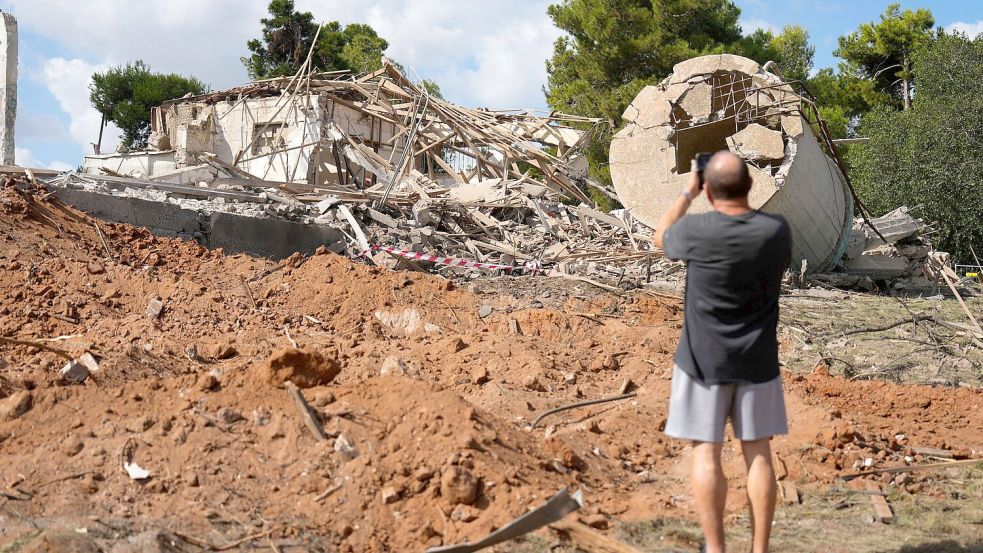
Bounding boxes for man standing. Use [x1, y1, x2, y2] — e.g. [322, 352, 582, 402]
[653, 151, 790, 553]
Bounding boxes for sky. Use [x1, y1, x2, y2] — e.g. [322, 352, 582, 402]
[2, 0, 981, 171]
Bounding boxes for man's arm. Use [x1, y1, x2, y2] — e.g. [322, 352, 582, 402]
[654, 167, 703, 248]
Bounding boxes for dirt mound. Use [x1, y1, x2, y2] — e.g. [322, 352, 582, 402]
[0, 184, 980, 550]
[261, 347, 341, 388]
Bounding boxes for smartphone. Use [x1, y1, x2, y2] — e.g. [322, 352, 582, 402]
[695, 152, 713, 188]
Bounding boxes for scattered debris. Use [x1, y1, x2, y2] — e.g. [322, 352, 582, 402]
[426, 488, 583, 553]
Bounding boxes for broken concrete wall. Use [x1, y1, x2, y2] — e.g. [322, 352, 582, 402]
[82, 151, 177, 178]
[609, 54, 853, 273]
[49, 181, 346, 259]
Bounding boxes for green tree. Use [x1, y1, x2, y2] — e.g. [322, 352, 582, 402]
[849, 33, 983, 261]
[338, 23, 389, 73]
[243, 0, 393, 79]
[89, 61, 207, 150]
[417, 79, 444, 99]
[835, 3, 935, 110]
[769, 25, 814, 83]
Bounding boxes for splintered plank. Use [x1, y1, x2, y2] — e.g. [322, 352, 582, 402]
[549, 520, 644, 553]
[779, 481, 800, 505]
[285, 381, 328, 442]
[865, 482, 893, 523]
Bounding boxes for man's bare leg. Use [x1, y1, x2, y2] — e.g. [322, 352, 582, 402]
[692, 441, 726, 553]
[741, 438, 777, 553]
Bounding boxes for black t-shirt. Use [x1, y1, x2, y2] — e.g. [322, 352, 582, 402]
[663, 210, 791, 384]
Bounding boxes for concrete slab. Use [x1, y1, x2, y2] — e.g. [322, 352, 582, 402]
[844, 255, 909, 279]
[726, 123, 785, 161]
[51, 187, 346, 260]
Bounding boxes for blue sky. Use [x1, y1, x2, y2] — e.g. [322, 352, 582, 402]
[3, 0, 981, 171]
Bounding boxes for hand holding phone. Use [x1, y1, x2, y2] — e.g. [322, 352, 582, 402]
[694, 152, 713, 189]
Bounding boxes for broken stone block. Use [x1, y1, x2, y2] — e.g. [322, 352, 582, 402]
[844, 225, 866, 260]
[380, 356, 409, 376]
[726, 123, 785, 161]
[844, 255, 909, 279]
[381, 486, 400, 504]
[146, 296, 164, 319]
[60, 359, 89, 383]
[863, 207, 926, 248]
[677, 82, 713, 118]
[334, 433, 357, 460]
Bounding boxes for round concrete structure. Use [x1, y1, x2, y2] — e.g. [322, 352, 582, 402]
[610, 54, 852, 272]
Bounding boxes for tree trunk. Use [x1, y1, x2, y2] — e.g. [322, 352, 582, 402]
[95, 112, 105, 155]
[902, 77, 911, 110]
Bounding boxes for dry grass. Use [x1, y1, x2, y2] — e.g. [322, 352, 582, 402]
[488, 465, 983, 552]
[780, 291, 983, 387]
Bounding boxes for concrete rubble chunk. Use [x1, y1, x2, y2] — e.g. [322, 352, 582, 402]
[844, 255, 909, 279]
[844, 225, 867, 260]
[726, 123, 785, 161]
[146, 296, 164, 319]
[677, 82, 713, 118]
[862, 207, 926, 248]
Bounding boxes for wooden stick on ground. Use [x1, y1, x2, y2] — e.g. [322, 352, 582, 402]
[0, 336, 74, 360]
[549, 519, 645, 553]
[936, 258, 983, 336]
[93, 222, 115, 261]
[239, 275, 258, 310]
[865, 482, 894, 523]
[284, 381, 328, 442]
[841, 458, 983, 480]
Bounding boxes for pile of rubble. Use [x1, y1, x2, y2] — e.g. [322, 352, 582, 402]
[811, 207, 952, 292]
[46, 59, 669, 286]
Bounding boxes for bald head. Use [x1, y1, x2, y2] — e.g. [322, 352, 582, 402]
[704, 151, 751, 201]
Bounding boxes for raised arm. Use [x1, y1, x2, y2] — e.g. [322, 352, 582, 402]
[654, 168, 703, 248]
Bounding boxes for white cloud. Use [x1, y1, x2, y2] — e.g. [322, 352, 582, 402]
[15, 146, 71, 170]
[740, 17, 778, 35]
[4, 0, 559, 111]
[2, 0, 264, 89]
[945, 20, 983, 38]
[38, 57, 121, 154]
[4, 0, 563, 166]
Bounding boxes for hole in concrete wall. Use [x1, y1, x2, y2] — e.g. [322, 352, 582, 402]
[674, 118, 735, 173]
[252, 124, 285, 156]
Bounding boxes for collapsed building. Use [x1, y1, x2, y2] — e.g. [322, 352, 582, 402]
[610, 54, 854, 273]
[42, 52, 952, 291]
[53, 61, 662, 280]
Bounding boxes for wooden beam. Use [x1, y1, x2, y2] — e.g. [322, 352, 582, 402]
[285, 381, 328, 442]
[865, 482, 894, 523]
[549, 519, 644, 553]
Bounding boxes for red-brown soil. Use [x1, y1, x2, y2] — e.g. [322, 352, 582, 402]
[0, 180, 981, 551]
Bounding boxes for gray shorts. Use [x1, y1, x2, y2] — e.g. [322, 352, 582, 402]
[665, 365, 788, 443]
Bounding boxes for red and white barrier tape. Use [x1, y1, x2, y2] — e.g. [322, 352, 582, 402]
[365, 244, 542, 274]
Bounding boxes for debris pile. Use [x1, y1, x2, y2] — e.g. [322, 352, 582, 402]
[1, 176, 982, 551]
[49, 60, 669, 284]
[812, 206, 951, 291]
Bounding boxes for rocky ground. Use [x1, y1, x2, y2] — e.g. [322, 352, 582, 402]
[0, 180, 981, 552]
